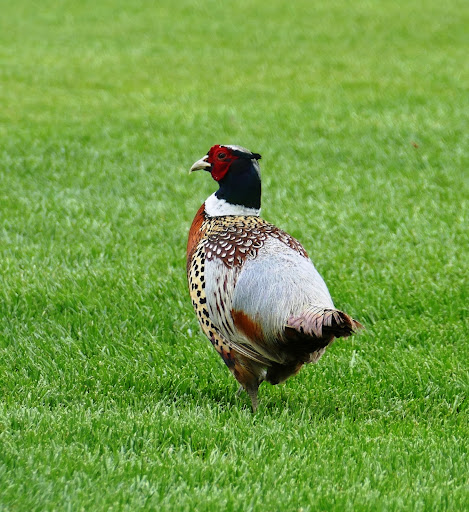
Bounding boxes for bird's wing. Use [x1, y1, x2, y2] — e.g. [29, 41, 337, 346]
[221, 335, 273, 366]
[231, 237, 334, 342]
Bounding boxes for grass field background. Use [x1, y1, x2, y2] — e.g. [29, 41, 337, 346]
[1, 0, 468, 510]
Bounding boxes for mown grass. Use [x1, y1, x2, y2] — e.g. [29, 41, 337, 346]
[1, 0, 468, 510]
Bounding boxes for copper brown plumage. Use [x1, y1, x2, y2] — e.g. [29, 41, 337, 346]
[187, 144, 362, 411]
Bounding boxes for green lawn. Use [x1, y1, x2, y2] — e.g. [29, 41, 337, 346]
[1, 0, 468, 510]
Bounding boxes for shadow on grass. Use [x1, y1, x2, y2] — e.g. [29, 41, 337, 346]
[158, 379, 352, 421]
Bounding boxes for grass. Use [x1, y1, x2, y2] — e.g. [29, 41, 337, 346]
[0, 0, 468, 510]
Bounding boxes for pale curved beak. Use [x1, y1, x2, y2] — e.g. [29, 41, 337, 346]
[189, 155, 212, 174]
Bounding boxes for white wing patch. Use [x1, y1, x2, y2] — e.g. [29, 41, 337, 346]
[232, 238, 334, 341]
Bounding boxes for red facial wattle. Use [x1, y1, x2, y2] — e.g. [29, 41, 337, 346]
[207, 145, 240, 182]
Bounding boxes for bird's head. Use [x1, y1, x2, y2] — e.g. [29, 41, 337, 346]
[190, 144, 261, 182]
[190, 145, 262, 216]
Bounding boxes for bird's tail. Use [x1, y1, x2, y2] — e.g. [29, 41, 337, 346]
[263, 306, 363, 383]
[286, 305, 363, 341]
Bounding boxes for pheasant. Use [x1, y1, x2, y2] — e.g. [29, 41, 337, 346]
[187, 144, 362, 411]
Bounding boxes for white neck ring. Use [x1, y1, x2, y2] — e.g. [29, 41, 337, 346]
[205, 193, 260, 217]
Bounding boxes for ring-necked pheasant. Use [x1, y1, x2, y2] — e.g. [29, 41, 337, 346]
[187, 144, 362, 411]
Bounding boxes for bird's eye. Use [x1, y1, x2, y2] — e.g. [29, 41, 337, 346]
[217, 152, 226, 159]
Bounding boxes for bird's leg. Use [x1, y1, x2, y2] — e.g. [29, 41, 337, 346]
[235, 383, 259, 411]
[229, 353, 265, 412]
[247, 387, 259, 412]
[235, 383, 258, 411]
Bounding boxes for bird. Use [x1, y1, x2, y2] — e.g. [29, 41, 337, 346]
[187, 144, 362, 411]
